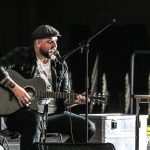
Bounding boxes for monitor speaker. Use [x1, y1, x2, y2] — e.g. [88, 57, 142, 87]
[32, 143, 115, 150]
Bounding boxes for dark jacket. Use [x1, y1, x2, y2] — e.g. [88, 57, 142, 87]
[0, 46, 70, 112]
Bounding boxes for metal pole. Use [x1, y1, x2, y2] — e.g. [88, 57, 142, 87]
[130, 50, 150, 150]
[130, 50, 150, 114]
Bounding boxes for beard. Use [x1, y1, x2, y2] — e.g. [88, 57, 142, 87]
[39, 48, 56, 60]
[39, 48, 50, 59]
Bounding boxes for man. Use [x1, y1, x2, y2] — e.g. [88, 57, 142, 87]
[0, 25, 95, 150]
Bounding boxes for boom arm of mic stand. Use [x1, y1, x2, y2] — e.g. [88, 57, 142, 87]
[62, 19, 116, 61]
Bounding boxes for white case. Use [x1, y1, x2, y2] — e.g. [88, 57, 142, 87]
[82, 113, 148, 150]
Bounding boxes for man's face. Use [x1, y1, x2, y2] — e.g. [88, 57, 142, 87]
[36, 37, 58, 59]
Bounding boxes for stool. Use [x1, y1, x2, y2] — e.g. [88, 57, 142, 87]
[0, 134, 8, 150]
[0, 117, 19, 150]
[0, 130, 19, 150]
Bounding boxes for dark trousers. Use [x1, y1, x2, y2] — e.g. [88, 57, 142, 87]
[6, 108, 95, 150]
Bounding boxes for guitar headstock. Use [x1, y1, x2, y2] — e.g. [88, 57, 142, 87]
[89, 93, 108, 104]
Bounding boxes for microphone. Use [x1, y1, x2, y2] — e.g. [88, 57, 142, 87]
[53, 50, 64, 63]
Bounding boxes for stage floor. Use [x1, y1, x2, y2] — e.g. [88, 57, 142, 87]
[2, 135, 69, 150]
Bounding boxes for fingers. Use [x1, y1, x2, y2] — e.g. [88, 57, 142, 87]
[75, 94, 86, 104]
[12, 85, 32, 107]
[77, 94, 86, 101]
[26, 93, 31, 100]
[19, 95, 31, 107]
[18, 100, 24, 107]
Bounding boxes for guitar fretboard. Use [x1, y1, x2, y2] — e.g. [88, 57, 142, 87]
[35, 91, 78, 99]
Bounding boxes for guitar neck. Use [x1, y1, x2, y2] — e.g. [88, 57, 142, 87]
[35, 91, 78, 99]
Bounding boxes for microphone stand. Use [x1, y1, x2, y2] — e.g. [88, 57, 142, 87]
[62, 19, 116, 143]
[41, 104, 48, 143]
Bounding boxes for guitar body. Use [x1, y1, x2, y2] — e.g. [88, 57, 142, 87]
[0, 69, 47, 116]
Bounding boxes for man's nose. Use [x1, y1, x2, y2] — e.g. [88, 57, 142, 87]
[51, 42, 57, 48]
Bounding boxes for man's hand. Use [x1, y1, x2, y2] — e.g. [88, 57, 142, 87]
[0, 77, 31, 107]
[75, 93, 86, 104]
[11, 84, 31, 107]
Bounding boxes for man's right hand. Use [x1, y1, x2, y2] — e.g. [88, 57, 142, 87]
[0, 76, 31, 107]
[11, 84, 31, 107]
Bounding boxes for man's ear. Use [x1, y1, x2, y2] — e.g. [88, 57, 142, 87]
[35, 39, 41, 48]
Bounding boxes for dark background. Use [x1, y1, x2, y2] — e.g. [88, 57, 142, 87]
[1, 0, 150, 114]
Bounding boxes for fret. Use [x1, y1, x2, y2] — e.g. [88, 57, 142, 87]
[42, 92, 45, 98]
[56, 92, 59, 98]
[68, 93, 71, 99]
[63, 92, 65, 98]
[60, 92, 62, 99]
[44, 91, 46, 97]
[73, 93, 76, 99]
[39, 91, 41, 97]
[36, 91, 77, 99]
[49, 92, 51, 97]
[54, 92, 56, 98]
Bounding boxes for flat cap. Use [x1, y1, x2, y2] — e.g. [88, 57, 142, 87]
[32, 25, 61, 41]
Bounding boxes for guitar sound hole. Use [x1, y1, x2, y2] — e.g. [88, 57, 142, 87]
[24, 86, 35, 100]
